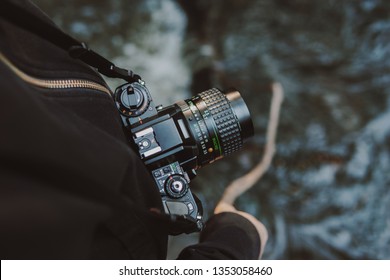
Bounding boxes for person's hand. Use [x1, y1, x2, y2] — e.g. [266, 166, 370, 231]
[214, 201, 268, 259]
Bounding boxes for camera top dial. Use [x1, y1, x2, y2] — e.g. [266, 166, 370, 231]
[115, 82, 152, 117]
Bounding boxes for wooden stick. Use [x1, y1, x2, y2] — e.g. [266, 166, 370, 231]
[219, 82, 284, 205]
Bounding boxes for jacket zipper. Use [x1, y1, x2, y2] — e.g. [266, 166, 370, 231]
[0, 52, 111, 96]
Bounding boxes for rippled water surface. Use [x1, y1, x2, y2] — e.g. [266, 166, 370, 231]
[35, 0, 390, 259]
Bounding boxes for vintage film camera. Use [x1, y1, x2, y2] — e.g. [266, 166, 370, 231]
[114, 81, 253, 231]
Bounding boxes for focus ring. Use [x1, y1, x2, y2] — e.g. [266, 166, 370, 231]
[199, 89, 243, 155]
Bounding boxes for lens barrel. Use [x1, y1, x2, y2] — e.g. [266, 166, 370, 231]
[178, 88, 254, 167]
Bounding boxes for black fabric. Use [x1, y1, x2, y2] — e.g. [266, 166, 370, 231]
[178, 213, 261, 260]
[0, 0, 261, 260]
[0, 51, 167, 259]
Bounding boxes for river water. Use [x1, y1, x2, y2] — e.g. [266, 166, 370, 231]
[35, 0, 390, 259]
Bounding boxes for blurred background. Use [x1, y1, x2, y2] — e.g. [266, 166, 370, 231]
[34, 0, 390, 259]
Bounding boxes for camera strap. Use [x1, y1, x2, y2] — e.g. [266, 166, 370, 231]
[0, 0, 141, 83]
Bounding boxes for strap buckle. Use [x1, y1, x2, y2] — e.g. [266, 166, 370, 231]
[69, 42, 141, 83]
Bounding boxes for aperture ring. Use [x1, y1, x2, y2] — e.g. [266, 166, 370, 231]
[198, 89, 243, 155]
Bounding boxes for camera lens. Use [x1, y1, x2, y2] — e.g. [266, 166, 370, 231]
[177, 88, 254, 167]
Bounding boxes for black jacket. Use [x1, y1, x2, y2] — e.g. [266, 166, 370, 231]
[0, 0, 260, 260]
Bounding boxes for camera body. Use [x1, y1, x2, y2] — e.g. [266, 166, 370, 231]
[114, 81, 253, 232]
